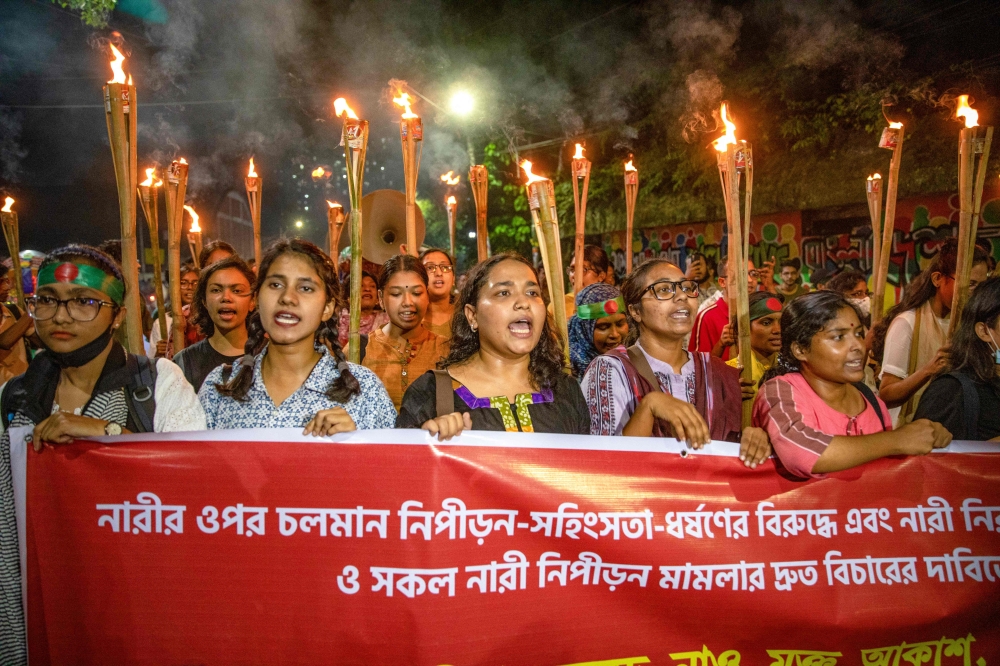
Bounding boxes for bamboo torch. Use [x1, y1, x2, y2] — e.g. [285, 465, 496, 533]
[138, 169, 168, 343]
[163, 158, 189, 354]
[102, 45, 143, 354]
[445, 195, 458, 258]
[327, 201, 345, 260]
[245, 158, 262, 268]
[624, 157, 638, 274]
[335, 97, 369, 363]
[950, 96, 992, 334]
[571, 143, 591, 294]
[469, 165, 489, 262]
[393, 91, 422, 256]
[713, 103, 753, 428]
[872, 121, 904, 327]
[865, 173, 883, 291]
[0, 197, 24, 307]
[184, 205, 203, 269]
[521, 160, 569, 363]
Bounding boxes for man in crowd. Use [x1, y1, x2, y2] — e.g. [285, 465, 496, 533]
[686, 251, 719, 308]
[690, 260, 759, 361]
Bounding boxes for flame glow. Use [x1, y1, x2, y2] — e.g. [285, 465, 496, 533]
[713, 103, 737, 152]
[573, 144, 585, 160]
[327, 200, 342, 209]
[140, 167, 156, 187]
[520, 160, 547, 185]
[184, 205, 201, 233]
[956, 95, 979, 129]
[440, 171, 460, 185]
[889, 122, 902, 129]
[311, 166, 328, 181]
[127, 74, 132, 86]
[1, 197, 13, 213]
[108, 45, 126, 84]
[393, 91, 418, 119]
[333, 97, 358, 120]
[871, 173, 882, 180]
[247, 157, 257, 178]
[178, 157, 188, 165]
[447, 195, 457, 205]
[624, 159, 637, 172]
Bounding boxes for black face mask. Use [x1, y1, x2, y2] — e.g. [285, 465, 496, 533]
[42, 325, 115, 369]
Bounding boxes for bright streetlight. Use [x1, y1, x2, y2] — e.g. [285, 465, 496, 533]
[295, 220, 304, 229]
[450, 91, 474, 116]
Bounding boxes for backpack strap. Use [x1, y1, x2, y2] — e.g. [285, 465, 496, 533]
[626, 345, 662, 393]
[433, 370, 454, 418]
[853, 381, 886, 431]
[124, 353, 157, 433]
[947, 371, 980, 441]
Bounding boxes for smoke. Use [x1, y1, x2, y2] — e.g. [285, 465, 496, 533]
[0, 110, 28, 183]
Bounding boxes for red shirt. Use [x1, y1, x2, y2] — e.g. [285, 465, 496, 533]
[689, 297, 731, 361]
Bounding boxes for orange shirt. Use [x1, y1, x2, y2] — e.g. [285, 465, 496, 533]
[362, 326, 449, 410]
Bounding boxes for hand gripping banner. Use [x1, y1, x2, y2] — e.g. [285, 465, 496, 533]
[13, 429, 1000, 665]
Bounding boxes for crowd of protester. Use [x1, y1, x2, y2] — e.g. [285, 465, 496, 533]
[1, 232, 999, 660]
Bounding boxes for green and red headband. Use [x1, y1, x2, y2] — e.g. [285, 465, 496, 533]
[37, 262, 125, 306]
[749, 296, 783, 322]
[576, 296, 626, 320]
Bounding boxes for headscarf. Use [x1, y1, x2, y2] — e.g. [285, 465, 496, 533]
[568, 282, 623, 378]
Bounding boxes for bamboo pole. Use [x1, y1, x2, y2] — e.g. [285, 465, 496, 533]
[624, 158, 638, 274]
[138, 172, 168, 342]
[469, 165, 489, 262]
[949, 122, 991, 334]
[968, 127, 993, 260]
[327, 201, 345, 260]
[164, 158, 189, 354]
[245, 158, 262, 268]
[0, 198, 24, 308]
[571, 145, 591, 294]
[395, 92, 422, 257]
[336, 99, 369, 363]
[872, 124, 904, 328]
[866, 174, 883, 288]
[445, 195, 458, 259]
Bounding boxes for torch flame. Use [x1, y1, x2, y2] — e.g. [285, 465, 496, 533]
[889, 122, 902, 129]
[573, 143, 585, 160]
[956, 95, 978, 129]
[184, 205, 201, 233]
[1, 197, 13, 213]
[447, 195, 457, 205]
[440, 171, 460, 185]
[327, 200, 342, 209]
[624, 159, 637, 172]
[140, 167, 156, 187]
[393, 91, 418, 119]
[108, 45, 126, 84]
[127, 74, 132, 86]
[520, 160, 547, 185]
[247, 157, 257, 178]
[178, 157, 188, 165]
[872, 173, 882, 180]
[311, 166, 325, 179]
[713, 103, 737, 152]
[333, 97, 358, 120]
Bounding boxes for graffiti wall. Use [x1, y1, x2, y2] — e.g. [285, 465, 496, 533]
[603, 184, 1000, 288]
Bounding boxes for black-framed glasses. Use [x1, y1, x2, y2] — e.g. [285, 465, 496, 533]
[424, 263, 454, 274]
[26, 295, 117, 322]
[644, 279, 700, 300]
[747, 270, 760, 279]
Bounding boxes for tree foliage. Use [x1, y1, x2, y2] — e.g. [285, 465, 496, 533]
[51, 0, 116, 27]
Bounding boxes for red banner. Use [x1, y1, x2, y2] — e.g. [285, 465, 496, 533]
[18, 430, 1000, 665]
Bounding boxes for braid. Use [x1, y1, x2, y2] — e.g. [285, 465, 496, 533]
[316, 317, 361, 402]
[762, 351, 800, 383]
[215, 310, 267, 401]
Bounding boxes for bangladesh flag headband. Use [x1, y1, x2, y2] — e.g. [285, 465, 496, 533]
[576, 296, 626, 320]
[37, 262, 125, 306]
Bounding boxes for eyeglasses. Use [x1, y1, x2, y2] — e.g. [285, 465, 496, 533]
[424, 263, 454, 274]
[747, 270, 760, 279]
[847, 289, 873, 299]
[644, 279, 700, 300]
[27, 295, 117, 322]
[180, 280, 198, 289]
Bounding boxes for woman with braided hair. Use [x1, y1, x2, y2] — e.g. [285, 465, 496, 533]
[198, 239, 395, 434]
[753, 291, 951, 479]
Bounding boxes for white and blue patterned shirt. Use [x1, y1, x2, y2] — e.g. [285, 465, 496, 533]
[198, 345, 396, 430]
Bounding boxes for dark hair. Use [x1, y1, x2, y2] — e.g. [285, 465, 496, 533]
[40, 244, 126, 298]
[419, 247, 454, 267]
[620, 259, 685, 345]
[440, 253, 565, 390]
[181, 262, 199, 278]
[198, 240, 237, 268]
[568, 244, 611, 276]
[378, 254, 428, 291]
[871, 238, 987, 363]
[950, 277, 1000, 384]
[780, 258, 801, 271]
[191, 256, 256, 338]
[764, 291, 862, 381]
[215, 238, 360, 403]
[826, 270, 867, 296]
[96, 239, 122, 264]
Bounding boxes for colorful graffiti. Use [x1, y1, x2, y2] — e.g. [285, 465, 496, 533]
[603, 185, 1000, 288]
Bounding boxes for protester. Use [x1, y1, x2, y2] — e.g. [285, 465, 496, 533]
[872, 239, 989, 425]
[563, 244, 612, 317]
[198, 239, 237, 268]
[0, 270, 32, 384]
[568, 282, 628, 379]
[581, 259, 771, 467]
[775, 258, 810, 302]
[914, 277, 1000, 441]
[199, 239, 395, 432]
[827, 270, 871, 322]
[337, 270, 388, 347]
[172, 256, 255, 391]
[397, 253, 590, 439]
[150, 262, 205, 356]
[690, 259, 760, 360]
[0, 244, 206, 663]
[419, 248, 456, 339]
[753, 291, 951, 479]
[809, 267, 836, 291]
[685, 251, 719, 307]
[725, 291, 783, 399]
[362, 255, 448, 410]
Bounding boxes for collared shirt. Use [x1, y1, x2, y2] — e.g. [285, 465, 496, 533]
[690, 296, 731, 361]
[362, 326, 449, 410]
[199, 344, 396, 430]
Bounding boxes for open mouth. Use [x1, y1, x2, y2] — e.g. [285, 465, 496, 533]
[844, 359, 864, 371]
[273, 311, 301, 327]
[216, 308, 238, 321]
[508, 318, 533, 338]
[669, 308, 691, 321]
[397, 309, 418, 322]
